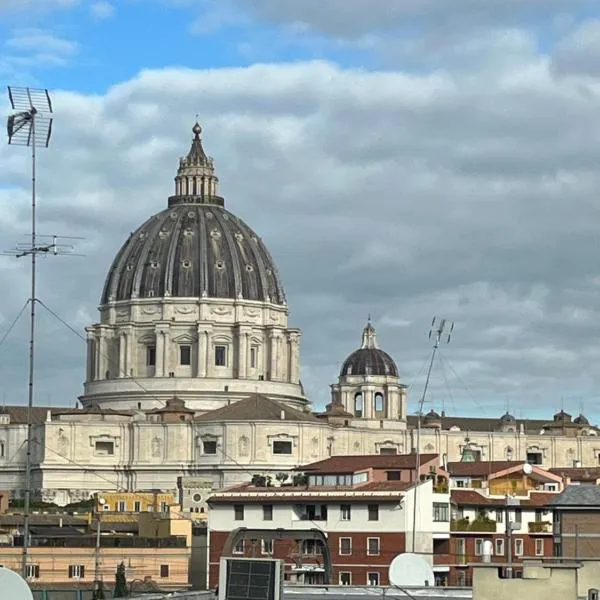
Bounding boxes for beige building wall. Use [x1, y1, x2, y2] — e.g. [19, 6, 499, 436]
[0, 547, 190, 588]
[472, 562, 580, 600]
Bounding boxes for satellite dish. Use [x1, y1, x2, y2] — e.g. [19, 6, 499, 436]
[0, 567, 34, 600]
[388, 553, 435, 587]
[523, 463, 533, 475]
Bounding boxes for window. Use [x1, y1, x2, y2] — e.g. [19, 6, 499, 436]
[134, 501, 140, 512]
[368, 504, 379, 521]
[234, 504, 244, 520]
[233, 540, 245, 554]
[250, 347, 257, 368]
[535, 539, 544, 556]
[95, 441, 114, 456]
[339, 537, 352, 555]
[374, 393, 384, 412]
[203, 440, 217, 455]
[215, 345, 227, 366]
[514, 538, 524, 556]
[25, 565, 40, 579]
[0, 442, 5, 458]
[379, 447, 398, 455]
[273, 441, 292, 455]
[367, 572, 380, 586]
[160, 564, 169, 578]
[526, 451, 543, 465]
[386, 471, 401, 481]
[263, 505, 273, 521]
[301, 540, 323, 555]
[514, 508, 522, 523]
[495, 539, 505, 556]
[339, 572, 351, 586]
[262, 539, 273, 554]
[296, 504, 327, 520]
[146, 345, 156, 367]
[118, 501, 125, 512]
[179, 345, 191, 366]
[475, 538, 484, 556]
[433, 503, 450, 522]
[535, 509, 544, 522]
[340, 504, 351, 521]
[161, 502, 169, 513]
[496, 510, 504, 523]
[68, 565, 85, 579]
[367, 537, 380, 556]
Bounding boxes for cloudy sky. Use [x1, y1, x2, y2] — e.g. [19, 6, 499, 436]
[1, 1, 600, 422]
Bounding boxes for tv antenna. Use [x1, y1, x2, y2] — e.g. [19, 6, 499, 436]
[411, 316, 454, 553]
[5, 86, 67, 579]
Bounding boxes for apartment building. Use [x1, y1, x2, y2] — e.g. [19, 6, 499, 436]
[208, 454, 451, 587]
[550, 484, 600, 558]
[445, 460, 562, 585]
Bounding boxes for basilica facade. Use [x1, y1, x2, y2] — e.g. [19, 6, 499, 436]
[0, 124, 598, 506]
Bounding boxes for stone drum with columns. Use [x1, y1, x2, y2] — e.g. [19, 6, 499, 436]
[330, 320, 407, 430]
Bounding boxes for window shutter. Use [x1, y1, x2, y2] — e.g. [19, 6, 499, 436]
[68, 565, 73, 578]
[34, 565, 40, 579]
[80, 565, 85, 578]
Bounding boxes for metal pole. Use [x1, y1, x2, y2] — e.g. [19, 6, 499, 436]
[21, 109, 37, 578]
[94, 509, 103, 599]
[411, 338, 439, 552]
[506, 506, 513, 579]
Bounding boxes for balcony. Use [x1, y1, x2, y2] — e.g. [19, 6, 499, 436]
[528, 521, 552, 534]
[451, 517, 497, 533]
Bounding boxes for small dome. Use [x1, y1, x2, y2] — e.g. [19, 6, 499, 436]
[574, 414, 590, 425]
[553, 410, 572, 422]
[340, 320, 398, 377]
[500, 412, 516, 423]
[425, 409, 441, 420]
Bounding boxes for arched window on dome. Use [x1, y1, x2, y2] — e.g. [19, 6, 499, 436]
[374, 392, 385, 416]
[354, 393, 363, 418]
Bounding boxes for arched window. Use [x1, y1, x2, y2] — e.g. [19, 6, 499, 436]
[374, 392, 385, 415]
[354, 393, 363, 418]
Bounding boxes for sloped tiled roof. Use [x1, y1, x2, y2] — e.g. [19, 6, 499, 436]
[550, 484, 600, 507]
[194, 395, 320, 423]
[451, 489, 558, 507]
[549, 467, 600, 482]
[447, 461, 522, 477]
[302, 454, 440, 473]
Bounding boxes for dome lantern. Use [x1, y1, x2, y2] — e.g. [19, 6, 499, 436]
[169, 121, 223, 207]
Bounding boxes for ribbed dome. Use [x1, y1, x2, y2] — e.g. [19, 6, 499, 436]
[500, 412, 516, 423]
[101, 124, 286, 305]
[574, 414, 589, 425]
[340, 321, 399, 377]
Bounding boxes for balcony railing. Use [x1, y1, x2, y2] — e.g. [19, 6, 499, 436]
[528, 521, 552, 534]
[451, 518, 497, 533]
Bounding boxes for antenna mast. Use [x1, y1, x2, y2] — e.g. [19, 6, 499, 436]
[6, 86, 54, 578]
[411, 316, 453, 553]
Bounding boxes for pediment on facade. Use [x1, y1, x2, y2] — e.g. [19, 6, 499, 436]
[267, 432, 298, 445]
[172, 333, 197, 343]
[197, 433, 220, 444]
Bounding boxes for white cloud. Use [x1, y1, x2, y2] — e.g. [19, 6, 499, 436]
[90, 0, 114, 20]
[1, 19, 600, 421]
[0, 0, 78, 11]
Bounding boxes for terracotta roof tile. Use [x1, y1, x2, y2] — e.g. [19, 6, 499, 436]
[447, 461, 522, 477]
[301, 454, 439, 473]
[451, 489, 558, 507]
[549, 467, 600, 482]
